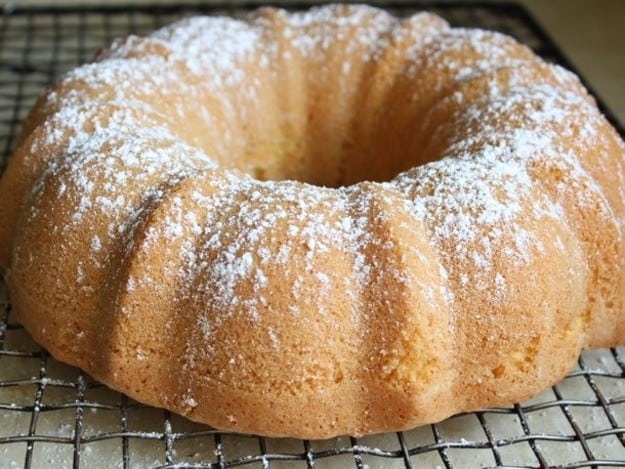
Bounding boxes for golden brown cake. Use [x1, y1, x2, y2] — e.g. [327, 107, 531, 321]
[0, 4, 624, 439]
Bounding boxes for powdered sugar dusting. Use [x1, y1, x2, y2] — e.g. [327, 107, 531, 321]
[12, 5, 625, 391]
[287, 5, 396, 60]
[392, 61, 615, 305]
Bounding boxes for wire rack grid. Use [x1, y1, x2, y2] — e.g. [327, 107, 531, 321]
[0, 2, 624, 468]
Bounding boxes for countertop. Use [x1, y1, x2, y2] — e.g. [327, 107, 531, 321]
[2, 0, 624, 127]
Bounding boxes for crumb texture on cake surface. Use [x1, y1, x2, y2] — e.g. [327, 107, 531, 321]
[0, 4, 624, 439]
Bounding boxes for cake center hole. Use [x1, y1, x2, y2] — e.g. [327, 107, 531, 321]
[233, 128, 434, 188]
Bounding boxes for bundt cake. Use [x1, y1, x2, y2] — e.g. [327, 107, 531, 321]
[0, 4, 624, 439]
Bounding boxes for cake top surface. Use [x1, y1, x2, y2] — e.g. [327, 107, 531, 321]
[25, 4, 620, 351]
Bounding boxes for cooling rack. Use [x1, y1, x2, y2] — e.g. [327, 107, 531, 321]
[1, 2, 624, 468]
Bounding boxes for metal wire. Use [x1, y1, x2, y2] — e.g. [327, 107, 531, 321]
[0, 2, 624, 468]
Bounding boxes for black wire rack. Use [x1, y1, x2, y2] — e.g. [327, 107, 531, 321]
[0, 2, 624, 468]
